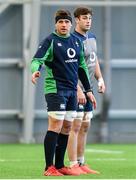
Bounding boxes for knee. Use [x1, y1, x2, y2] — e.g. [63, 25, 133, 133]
[81, 122, 90, 133]
[48, 112, 65, 133]
[48, 122, 62, 133]
[72, 121, 82, 134]
[80, 112, 93, 133]
[61, 122, 72, 134]
[62, 124, 72, 134]
[72, 124, 81, 133]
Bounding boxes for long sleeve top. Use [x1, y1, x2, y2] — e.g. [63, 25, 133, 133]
[31, 32, 91, 94]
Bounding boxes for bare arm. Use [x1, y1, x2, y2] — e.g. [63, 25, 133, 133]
[77, 84, 86, 105]
[95, 58, 106, 93]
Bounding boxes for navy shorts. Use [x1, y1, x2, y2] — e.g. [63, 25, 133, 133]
[45, 90, 77, 112]
[77, 95, 93, 112]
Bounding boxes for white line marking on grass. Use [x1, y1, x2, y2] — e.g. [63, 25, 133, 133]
[0, 157, 126, 162]
[85, 148, 124, 154]
[95, 158, 126, 161]
[0, 159, 43, 162]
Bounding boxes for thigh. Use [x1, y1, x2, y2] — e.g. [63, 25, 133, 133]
[83, 98, 93, 122]
[45, 93, 67, 121]
[45, 93, 66, 111]
[48, 115, 63, 133]
[66, 91, 77, 111]
[77, 96, 93, 122]
[84, 97, 93, 112]
[64, 91, 77, 122]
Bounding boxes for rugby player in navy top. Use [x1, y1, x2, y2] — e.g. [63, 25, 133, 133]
[31, 9, 96, 176]
[67, 7, 105, 175]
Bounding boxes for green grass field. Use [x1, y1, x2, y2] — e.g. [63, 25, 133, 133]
[0, 144, 136, 179]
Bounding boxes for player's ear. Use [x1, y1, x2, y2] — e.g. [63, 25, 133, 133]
[55, 23, 58, 30]
[75, 17, 79, 23]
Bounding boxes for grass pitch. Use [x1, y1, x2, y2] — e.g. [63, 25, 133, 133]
[0, 144, 136, 179]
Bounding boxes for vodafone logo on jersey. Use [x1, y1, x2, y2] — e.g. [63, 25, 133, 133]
[90, 51, 96, 62]
[65, 48, 78, 63]
[67, 48, 76, 58]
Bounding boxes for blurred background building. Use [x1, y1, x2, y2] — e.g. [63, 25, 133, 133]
[0, 0, 136, 144]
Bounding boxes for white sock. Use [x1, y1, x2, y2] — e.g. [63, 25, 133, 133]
[69, 160, 78, 167]
[77, 156, 85, 165]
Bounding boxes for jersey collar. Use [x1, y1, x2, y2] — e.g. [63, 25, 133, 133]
[53, 31, 70, 38]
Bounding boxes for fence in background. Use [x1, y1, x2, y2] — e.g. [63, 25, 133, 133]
[0, 0, 136, 143]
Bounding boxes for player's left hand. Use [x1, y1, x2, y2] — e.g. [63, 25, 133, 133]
[98, 78, 106, 93]
[31, 71, 41, 84]
[86, 91, 97, 109]
[77, 86, 87, 105]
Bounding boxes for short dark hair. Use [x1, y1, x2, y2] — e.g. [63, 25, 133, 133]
[55, 9, 72, 23]
[74, 7, 93, 18]
[55, 9, 71, 17]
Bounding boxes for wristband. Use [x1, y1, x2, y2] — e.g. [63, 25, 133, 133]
[98, 78, 104, 86]
[86, 89, 93, 93]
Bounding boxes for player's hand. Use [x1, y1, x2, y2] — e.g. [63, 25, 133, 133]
[86, 91, 97, 109]
[77, 85, 86, 105]
[98, 78, 105, 93]
[31, 71, 40, 84]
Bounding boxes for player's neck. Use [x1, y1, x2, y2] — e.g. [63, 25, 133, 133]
[55, 30, 70, 38]
[75, 26, 87, 36]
